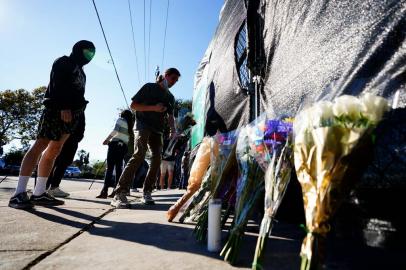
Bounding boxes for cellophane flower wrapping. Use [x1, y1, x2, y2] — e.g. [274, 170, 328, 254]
[293, 94, 389, 270]
[166, 137, 212, 222]
[220, 119, 267, 265]
[193, 130, 240, 241]
[178, 167, 212, 223]
[252, 119, 294, 270]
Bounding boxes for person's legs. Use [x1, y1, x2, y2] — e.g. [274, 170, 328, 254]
[47, 137, 79, 197]
[33, 135, 70, 195]
[141, 132, 162, 204]
[113, 143, 126, 187]
[181, 170, 188, 189]
[19, 138, 50, 180]
[131, 160, 149, 191]
[36, 135, 70, 178]
[159, 162, 167, 190]
[8, 138, 50, 209]
[106, 144, 117, 188]
[167, 170, 174, 189]
[173, 151, 183, 188]
[27, 134, 70, 207]
[108, 142, 126, 197]
[111, 130, 149, 208]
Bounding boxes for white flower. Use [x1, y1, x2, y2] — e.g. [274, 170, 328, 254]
[360, 93, 389, 123]
[294, 106, 315, 134]
[332, 95, 362, 120]
[312, 101, 334, 127]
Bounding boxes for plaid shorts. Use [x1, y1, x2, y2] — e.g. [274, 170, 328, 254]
[36, 108, 83, 141]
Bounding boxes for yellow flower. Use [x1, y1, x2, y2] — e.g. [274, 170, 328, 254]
[283, 117, 295, 123]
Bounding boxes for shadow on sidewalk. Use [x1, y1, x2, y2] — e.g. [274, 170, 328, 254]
[24, 197, 405, 269]
[23, 192, 180, 228]
[64, 197, 113, 205]
[152, 193, 184, 198]
[27, 207, 93, 229]
[62, 178, 104, 184]
[87, 218, 302, 268]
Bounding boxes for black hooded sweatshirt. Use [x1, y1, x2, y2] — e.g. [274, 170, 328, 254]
[43, 40, 95, 110]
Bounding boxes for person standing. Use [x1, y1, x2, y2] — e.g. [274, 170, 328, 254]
[46, 112, 85, 198]
[8, 40, 95, 209]
[159, 138, 178, 190]
[96, 109, 134, 198]
[111, 68, 180, 208]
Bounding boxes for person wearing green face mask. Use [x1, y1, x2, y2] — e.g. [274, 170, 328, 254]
[9, 40, 95, 209]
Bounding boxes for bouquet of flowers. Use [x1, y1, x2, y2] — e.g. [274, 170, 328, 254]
[293, 93, 389, 270]
[220, 120, 266, 265]
[193, 130, 239, 241]
[252, 119, 294, 270]
[167, 137, 212, 222]
[178, 167, 212, 223]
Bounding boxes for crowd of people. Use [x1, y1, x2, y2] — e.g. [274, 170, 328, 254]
[8, 40, 194, 210]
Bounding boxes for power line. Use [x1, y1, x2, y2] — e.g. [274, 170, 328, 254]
[161, 0, 170, 69]
[143, 0, 146, 81]
[127, 0, 141, 87]
[91, 0, 129, 108]
[147, 0, 152, 80]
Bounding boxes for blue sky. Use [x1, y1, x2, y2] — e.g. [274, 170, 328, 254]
[0, 0, 224, 161]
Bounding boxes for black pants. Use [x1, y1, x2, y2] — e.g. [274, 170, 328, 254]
[103, 141, 128, 191]
[46, 136, 80, 189]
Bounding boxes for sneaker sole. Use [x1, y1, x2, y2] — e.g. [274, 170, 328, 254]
[52, 194, 70, 198]
[110, 202, 130, 209]
[8, 202, 34, 209]
[142, 201, 155, 205]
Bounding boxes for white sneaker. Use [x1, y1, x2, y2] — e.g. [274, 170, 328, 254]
[130, 188, 139, 192]
[141, 193, 155, 205]
[110, 193, 129, 208]
[48, 187, 70, 198]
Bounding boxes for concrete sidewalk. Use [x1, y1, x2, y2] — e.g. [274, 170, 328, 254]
[0, 176, 302, 270]
[1, 176, 404, 270]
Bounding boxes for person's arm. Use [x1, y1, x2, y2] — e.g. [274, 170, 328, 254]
[103, 131, 117, 145]
[130, 101, 167, 112]
[103, 118, 124, 145]
[51, 58, 74, 122]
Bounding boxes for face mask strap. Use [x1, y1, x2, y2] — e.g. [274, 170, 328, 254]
[163, 79, 169, 90]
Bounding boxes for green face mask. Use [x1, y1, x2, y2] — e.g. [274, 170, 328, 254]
[83, 48, 95, 62]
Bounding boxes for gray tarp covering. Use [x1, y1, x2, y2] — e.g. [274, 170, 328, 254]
[192, 0, 405, 141]
[192, 0, 406, 186]
[262, 0, 405, 118]
[192, 0, 248, 147]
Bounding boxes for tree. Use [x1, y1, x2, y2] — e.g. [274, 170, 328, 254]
[91, 160, 107, 179]
[0, 87, 46, 149]
[3, 147, 26, 165]
[174, 99, 192, 117]
[75, 149, 90, 171]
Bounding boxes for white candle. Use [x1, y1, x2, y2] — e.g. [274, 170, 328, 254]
[392, 90, 400, 109]
[208, 199, 222, 252]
